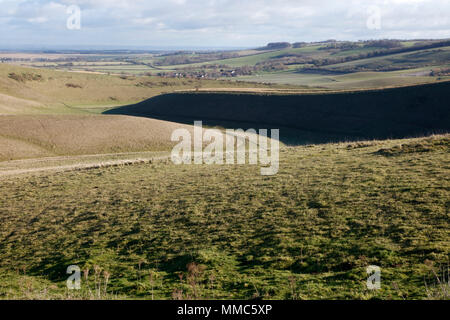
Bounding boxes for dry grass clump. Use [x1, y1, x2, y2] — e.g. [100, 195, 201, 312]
[65, 83, 83, 89]
[346, 141, 380, 150]
[172, 262, 208, 300]
[423, 260, 449, 300]
[0, 264, 121, 300]
[375, 134, 450, 156]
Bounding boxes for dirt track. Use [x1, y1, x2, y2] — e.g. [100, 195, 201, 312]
[0, 152, 171, 177]
[0, 145, 270, 177]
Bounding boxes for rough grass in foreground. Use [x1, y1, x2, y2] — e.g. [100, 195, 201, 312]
[0, 135, 448, 300]
[375, 136, 450, 157]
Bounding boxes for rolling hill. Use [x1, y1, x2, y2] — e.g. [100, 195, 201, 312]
[0, 49, 449, 300]
[0, 115, 198, 161]
[0, 63, 282, 115]
[0, 64, 286, 161]
[6, 40, 449, 89]
[105, 81, 450, 145]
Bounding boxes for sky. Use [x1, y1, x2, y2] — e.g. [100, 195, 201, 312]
[0, 0, 449, 50]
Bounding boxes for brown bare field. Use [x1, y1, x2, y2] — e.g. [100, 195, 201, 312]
[0, 115, 194, 161]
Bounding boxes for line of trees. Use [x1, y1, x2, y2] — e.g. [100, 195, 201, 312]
[154, 52, 240, 66]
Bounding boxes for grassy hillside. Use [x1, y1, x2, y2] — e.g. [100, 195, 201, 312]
[0, 115, 198, 161]
[1, 53, 449, 301]
[105, 81, 450, 145]
[0, 64, 294, 161]
[0, 134, 448, 299]
[239, 67, 448, 89]
[150, 41, 448, 70]
[0, 64, 283, 115]
[233, 45, 450, 88]
[324, 47, 450, 72]
[198, 45, 323, 67]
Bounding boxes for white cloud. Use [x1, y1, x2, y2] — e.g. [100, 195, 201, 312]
[0, 0, 448, 48]
[27, 16, 48, 23]
[132, 17, 155, 26]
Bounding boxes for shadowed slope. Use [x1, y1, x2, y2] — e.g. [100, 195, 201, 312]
[105, 81, 450, 145]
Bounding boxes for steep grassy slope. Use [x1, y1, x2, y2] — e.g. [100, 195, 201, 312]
[0, 115, 197, 161]
[0, 135, 448, 299]
[106, 81, 450, 145]
[0, 92, 48, 114]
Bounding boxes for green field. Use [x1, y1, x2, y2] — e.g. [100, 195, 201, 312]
[237, 68, 445, 89]
[197, 45, 323, 67]
[232, 46, 450, 88]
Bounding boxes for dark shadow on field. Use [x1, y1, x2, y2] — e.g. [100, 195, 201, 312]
[293, 68, 350, 75]
[104, 81, 450, 145]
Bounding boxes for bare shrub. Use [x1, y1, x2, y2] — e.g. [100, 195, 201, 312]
[8, 72, 43, 82]
[65, 83, 83, 88]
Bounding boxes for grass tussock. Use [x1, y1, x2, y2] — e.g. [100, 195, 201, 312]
[375, 135, 450, 157]
[423, 261, 449, 300]
[65, 83, 83, 89]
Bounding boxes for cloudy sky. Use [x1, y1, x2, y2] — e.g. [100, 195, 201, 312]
[0, 0, 449, 49]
